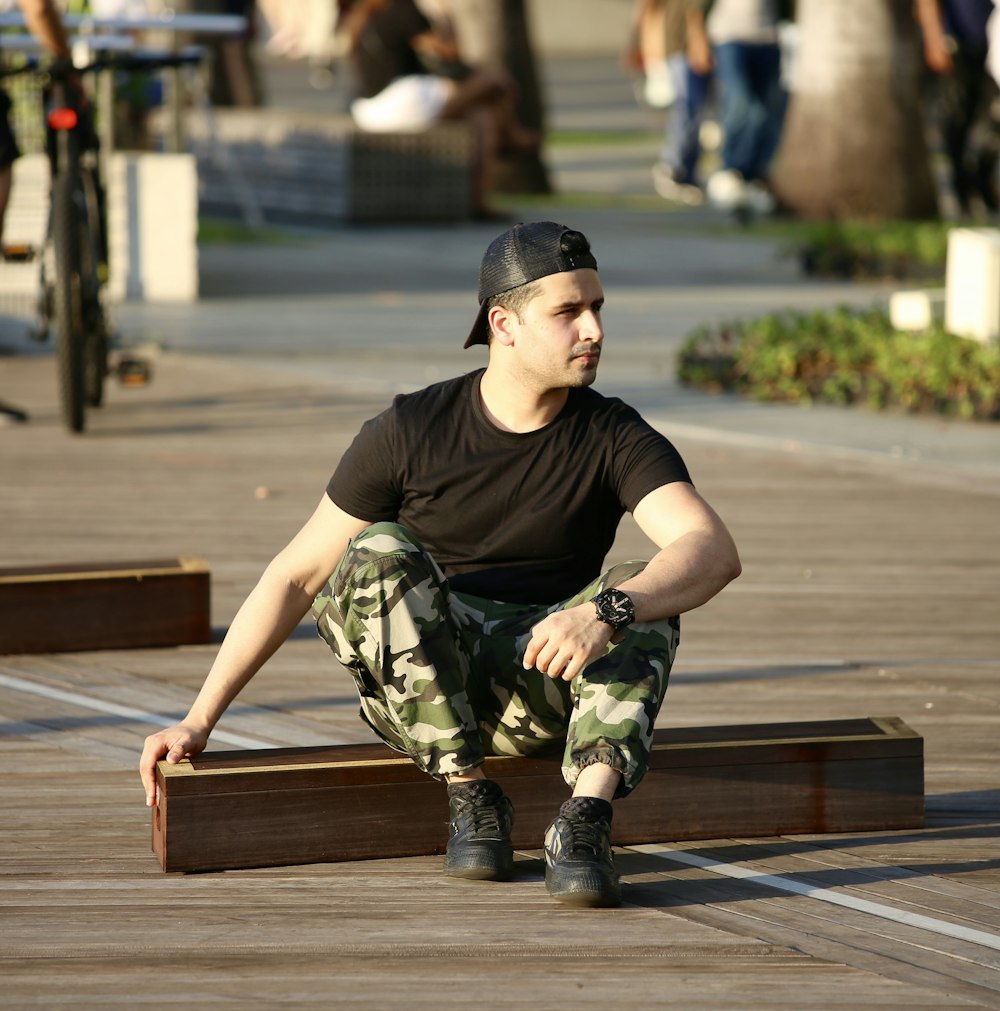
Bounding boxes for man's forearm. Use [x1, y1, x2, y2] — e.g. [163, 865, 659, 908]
[527, 528, 739, 683]
[619, 530, 741, 622]
[913, 0, 953, 72]
[183, 563, 316, 733]
[913, 0, 946, 40]
[684, 4, 713, 75]
[17, 0, 72, 60]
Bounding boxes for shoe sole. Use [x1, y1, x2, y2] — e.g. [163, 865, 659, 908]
[443, 846, 514, 882]
[545, 869, 621, 908]
[546, 883, 621, 908]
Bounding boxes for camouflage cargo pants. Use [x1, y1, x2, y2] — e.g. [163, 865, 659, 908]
[312, 523, 680, 797]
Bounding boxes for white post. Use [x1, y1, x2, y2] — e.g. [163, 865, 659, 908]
[945, 228, 1000, 345]
[107, 152, 199, 303]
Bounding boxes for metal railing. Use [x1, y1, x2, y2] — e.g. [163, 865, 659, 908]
[0, 9, 247, 154]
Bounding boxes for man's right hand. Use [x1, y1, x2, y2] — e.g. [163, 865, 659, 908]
[687, 34, 713, 76]
[139, 723, 209, 808]
[923, 34, 954, 74]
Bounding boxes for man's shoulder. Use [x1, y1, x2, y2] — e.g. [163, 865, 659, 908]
[390, 370, 479, 417]
[569, 386, 644, 423]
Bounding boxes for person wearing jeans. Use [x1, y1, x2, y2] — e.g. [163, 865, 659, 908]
[687, 0, 789, 212]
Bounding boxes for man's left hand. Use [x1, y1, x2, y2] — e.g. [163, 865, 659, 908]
[523, 603, 614, 681]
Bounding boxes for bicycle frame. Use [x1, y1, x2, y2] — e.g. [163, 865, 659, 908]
[2, 48, 202, 431]
[40, 62, 109, 431]
[46, 69, 107, 267]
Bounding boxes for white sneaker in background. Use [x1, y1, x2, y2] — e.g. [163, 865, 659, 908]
[652, 164, 705, 206]
[643, 61, 677, 109]
[744, 180, 777, 216]
[706, 169, 747, 212]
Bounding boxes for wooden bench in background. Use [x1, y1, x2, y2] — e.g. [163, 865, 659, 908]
[185, 109, 475, 225]
[0, 114, 474, 326]
[0, 557, 211, 654]
[153, 716, 924, 873]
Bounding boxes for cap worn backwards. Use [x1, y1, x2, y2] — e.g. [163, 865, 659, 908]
[464, 221, 598, 349]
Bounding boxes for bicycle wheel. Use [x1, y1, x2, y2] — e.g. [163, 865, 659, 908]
[52, 172, 86, 433]
[84, 324, 108, 409]
[80, 166, 108, 409]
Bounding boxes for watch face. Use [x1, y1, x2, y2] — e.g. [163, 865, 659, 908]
[596, 588, 634, 629]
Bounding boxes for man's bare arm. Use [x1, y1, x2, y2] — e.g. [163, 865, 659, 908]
[16, 0, 72, 60]
[138, 496, 371, 807]
[524, 482, 741, 680]
[685, 4, 714, 76]
[619, 481, 742, 619]
[913, 0, 954, 74]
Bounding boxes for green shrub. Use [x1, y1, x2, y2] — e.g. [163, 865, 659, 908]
[678, 309, 1000, 421]
[792, 220, 951, 279]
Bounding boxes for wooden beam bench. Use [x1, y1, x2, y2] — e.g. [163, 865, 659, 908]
[152, 716, 924, 873]
[0, 557, 211, 654]
[185, 109, 475, 225]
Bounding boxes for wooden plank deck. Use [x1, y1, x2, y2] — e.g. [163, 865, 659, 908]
[1, 351, 998, 1009]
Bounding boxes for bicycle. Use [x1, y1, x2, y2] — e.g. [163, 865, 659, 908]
[1, 49, 202, 433]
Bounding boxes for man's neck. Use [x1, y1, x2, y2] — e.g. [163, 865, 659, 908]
[478, 366, 568, 434]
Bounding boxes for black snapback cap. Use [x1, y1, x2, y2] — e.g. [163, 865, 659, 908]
[464, 221, 598, 348]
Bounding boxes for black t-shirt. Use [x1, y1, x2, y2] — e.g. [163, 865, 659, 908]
[353, 0, 430, 99]
[327, 370, 692, 605]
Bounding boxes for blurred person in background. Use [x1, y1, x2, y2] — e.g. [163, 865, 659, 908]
[625, 0, 712, 205]
[257, 0, 338, 88]
[686, 0, 789, 215]
[0, 0, 72, 250]
[343, 0, 537, 218]
[916, 0, 1000, 218]
[0, 0, 72, 425]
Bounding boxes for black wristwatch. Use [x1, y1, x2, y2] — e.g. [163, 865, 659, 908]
[592, 588, 635, 632]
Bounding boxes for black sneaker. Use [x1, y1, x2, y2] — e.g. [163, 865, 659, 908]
[544, 797, 621, 908]
[443, 779, 515, 881]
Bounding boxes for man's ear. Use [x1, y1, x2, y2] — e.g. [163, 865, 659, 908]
[487, 304, 516, 347]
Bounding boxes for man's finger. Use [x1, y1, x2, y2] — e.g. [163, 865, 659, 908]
[542, 648, 574, 680]
[561, 660, 581, 682]
[536, 642, 563, 676]
[140, 734, 179, 804]
[140, 750, 163, 807]
[523, 628, 551, 670]
[522, 635, 540, 669]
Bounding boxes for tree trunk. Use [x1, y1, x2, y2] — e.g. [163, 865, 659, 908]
[770, 0, 938, 219]
[447, 0, 553, 194]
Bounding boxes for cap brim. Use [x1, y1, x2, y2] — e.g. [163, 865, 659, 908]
[464, 302, 490, 349]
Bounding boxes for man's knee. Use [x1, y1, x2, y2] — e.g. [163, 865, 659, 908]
[610, 616, 680, 686]
[332, 522, 436, 592]
[315, 521, 450, 647]
[347, 521, 424, 556]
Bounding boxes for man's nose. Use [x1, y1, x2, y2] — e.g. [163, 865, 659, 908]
[580, 311, 603, 342]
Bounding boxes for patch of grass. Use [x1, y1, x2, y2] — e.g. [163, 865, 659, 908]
[197, 217, 306, 246]
[678, 307, 1000, 422]
[739, 218, 952, 280]
[495, 190, 670, 213]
